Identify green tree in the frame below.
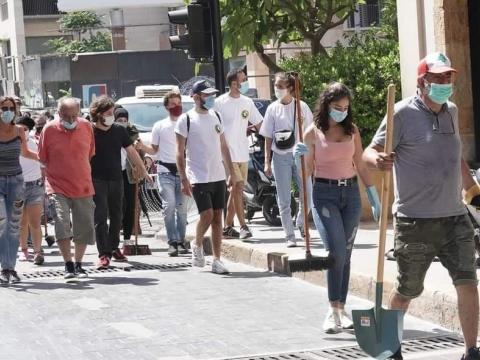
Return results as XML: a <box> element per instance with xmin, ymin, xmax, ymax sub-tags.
<box><xmin>221</xmin><ymin>0</ymin><xmax>363</xmax><ymax>71</ymax></box>
<box><xmin>46</xmin><ymin>11</ymin><xmax>112</xmax><ymax>55</ymax></box>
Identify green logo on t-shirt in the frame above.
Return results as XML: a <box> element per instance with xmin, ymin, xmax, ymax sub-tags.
<box><xmin>241</xmin><ymin>110</ymin><xmax>249</xmax><ymax>119</ymax></box>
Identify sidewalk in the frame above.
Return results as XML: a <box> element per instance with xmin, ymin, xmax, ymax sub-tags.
<box><xmin>165</xmin><ymin>215</ymin><xmax>468</xmax><ymax>333</ymax></box>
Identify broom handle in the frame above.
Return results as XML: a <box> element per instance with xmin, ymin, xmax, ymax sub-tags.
<box><xmin>293</xmin><ymin>76</ymin><xmax>312</xmax><ymax>254</ymax></box>
<box><xmin>134</xmin><ymin>182</ymin><xmax>140</xmax><ymax>255</ymax></box>
<box><xmin>376</xmin><ymin>84</ymin><xmax>396</xmax><ymax>284</ymax></box>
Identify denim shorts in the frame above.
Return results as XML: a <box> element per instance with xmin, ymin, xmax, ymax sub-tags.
<box><xmin>24</xmin><ymin>179</ymin><xmax>45</xmax><ymax>206</ymax></box>
<box><xmin>394</xmin><ymin>214</ymin><xmax>477</xmax><ymax>298</ymax></box>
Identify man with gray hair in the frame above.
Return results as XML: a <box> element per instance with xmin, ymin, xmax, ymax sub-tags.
<box><xmin>38</xmin><ymin>97</ymin><xmax>96</xmax><ymax>281</ymax></box>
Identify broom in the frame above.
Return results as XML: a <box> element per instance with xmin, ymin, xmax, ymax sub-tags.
<box><xmin>289</xmin><ymin>72</ymin><xmax>330</xmax><ymax>273</ymax></box>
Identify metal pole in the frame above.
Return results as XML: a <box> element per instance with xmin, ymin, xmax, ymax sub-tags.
<box><xmin>210</xmin><ymin>0</ymin><xmax>225</xmax><ymax>94</ymax></box>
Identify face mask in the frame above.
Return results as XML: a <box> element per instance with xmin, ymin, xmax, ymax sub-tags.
<box><xmin>103</xmin><ymin>115</ymin><xmax>115</xmax><ymax>126</ymax></box>
<box><xmin>239</xmin><ymin>81</ymin><xmax>249</xmax><ymax>95</ymax></box>
<box><xmin>1</xmin><ymin>110</ymin><xmax>14</xmax><ymax>124</ymax></box>
<box><xmin>275</xmin><ymin>88</ymin><xmax>287</xmax><ymax>100</ymax></box>
<box><xmin>329</xmin><ymin>108</ymin><xmax>348</xmax><ymax>123</ymax></box>
<box><xmin>62</xmin><ymin>120</ymin><xmax>77</xmax><ymax>130</ymax></box>
<box><xmin>202</xmin><ymin>96</ymin><xmax>215</xmax><ymax>110</ymax></box>
<box><xmin>168</xmin><ymin>105</ymin><xmax>183</xmax><ymax>117</ymax></box>
<box><xmin>424</xmin><ymin>80</ymin><xmax>453</xmax><ymax>105</ymax></box>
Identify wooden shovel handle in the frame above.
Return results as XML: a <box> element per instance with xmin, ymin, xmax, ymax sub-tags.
<box><xmin>376</xmin><ymin>84</ymin><xmax>396</xmax><ymax>283</ymax></box>
<box><xmin>293</xmin><ymin>76</ymin><xmax>312</xmax><ymax>253</ymax></box>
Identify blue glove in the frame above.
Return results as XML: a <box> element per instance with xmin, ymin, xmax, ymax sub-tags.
<box><xmin>366</xmin><ymin>185</ymin><xmax>381</xmax><ymax>222</ymax></box>
<box><xmin>293</xmin><ymin>142</ymin><xmax>308</xmax><ymax>159</ymax></box>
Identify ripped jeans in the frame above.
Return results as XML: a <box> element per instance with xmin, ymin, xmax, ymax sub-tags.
<box><xmin>0</xmin><ymin>174</ymin><xmax>25</xmax><ymax>270</ymax></box>
<box><xmin>313</xmin><ymin>181</ymin><xmax>361</xmax><ymax>303</ymax></box>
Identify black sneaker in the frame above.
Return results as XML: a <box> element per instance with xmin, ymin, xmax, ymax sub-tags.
<box><xmin>388</xmin><ymin>346</ymin><xmax>403</xmax><ymax>360</ymax></box>
<box><xmin>0</xmin><ymin>269</ymin><xmax>10</xmax><ymax>285</ymax></box>
<box><xmin>223</xmin><ymin>226</ymin><xmax>240</xmax><ymax>239</ymax></box>
<box><xmin>168</xmin><ymin>243</ymin><xmax>178</xmax><ymax>257</ymax></box>
<box><xmin>178</xmin><ymin>242</ymin><xmax>189</xmax><ymax>254</ymax></box>
<box><xmin>74</xmin><ymin>262</ymin><xmax>88</xmax><ymax>278</ymax></box>
<box><xmin>64</xmin><ymin>261</ymin><xmax>76</xmax><ymax>281</ymax></box>
<box><xmin>462</xmin><ymin>347</ymin><xmax>480</xmax><ymax>360</ymax></box>
<box><xmin>9</xmin><ymin>270</ymin><xmax>21</xmax><ymax>284</ymax></box>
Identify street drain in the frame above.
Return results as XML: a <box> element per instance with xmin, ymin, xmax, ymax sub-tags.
<box><xmin>20</xmin><ymin>262</ymin><xmax>192</xmax><ymax>280</ymax></box>
<box><xmin>232</xmin><ymin>335</ymin><xmax>464</xmax><ymax>360</ymax></box>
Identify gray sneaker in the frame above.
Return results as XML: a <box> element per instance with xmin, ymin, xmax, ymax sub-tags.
<box><xmin>239</xmin><ymin>225</ymin><xmax>252</xmax><ymax>240</ymax></box>
<box><xmin>192</xmin><ymin>243</ymin><xmax>205</xmax><ymax>267</ymax></box>
<box><xmin>223</xmin><ymin>226</ymin><xmax>240</xmax><ymax>239</ymax></box>
<box><xmin>0</xmin><ymin>269</ymin><xmax>9</xmax><ymax>285</ymax></box>
<box><xmin>9</xmin><ymin>270</ymin><xmax>21</xmax><ymax>284</ymax></box>
<box><xmin>286</xmin><ymin>239</ymin><xmax>297</xmax><ymax>248</ymax></box>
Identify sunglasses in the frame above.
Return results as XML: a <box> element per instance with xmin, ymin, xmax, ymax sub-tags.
<box><xmin>1</xmin><ymin>107</ymin><xmax>15</xmax><ymax>112</ymax></box>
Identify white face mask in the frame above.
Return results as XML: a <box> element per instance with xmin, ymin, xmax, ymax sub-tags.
<box><xmin>103</xmin><ymin>115</ymin><xmax>115</xmax><ymax>126</ymax></box>
<box><xmin>275</xmin><ymin>88</ymin><xmax>288</xmax><ymax>100</ymax></box>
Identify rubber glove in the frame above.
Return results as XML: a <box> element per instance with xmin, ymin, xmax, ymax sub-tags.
<box><xmin>293</xmin><ymin>142</ymin><xmax>308</xmax><ymax>159</ymax></box>
<box><xmin>366</xmin><ymin>185</ymin><xmax>381</xmax><ymax>222</ymax></box>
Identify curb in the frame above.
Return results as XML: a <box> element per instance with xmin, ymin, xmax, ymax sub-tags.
<box><xmin>157</xmin><ymin>231</ymin><xmax>462</xmax><ymax>333</ymax></box>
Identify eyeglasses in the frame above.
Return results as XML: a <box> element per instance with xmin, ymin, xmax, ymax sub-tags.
<box><xmin>432</xmin><ymin>110</ymin><xmax>455</xmax><ymax>135</ymax></box>
<box><xmin>1</xmin><ymin>107</ymin><xmax>15</xmax><ymax>112</ymax></box>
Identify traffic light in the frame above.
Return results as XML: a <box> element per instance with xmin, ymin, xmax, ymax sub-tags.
<box><xmin>168</xmin><ymin>0</ymin><xmax>213</xmax><ymax>60</ymax></box>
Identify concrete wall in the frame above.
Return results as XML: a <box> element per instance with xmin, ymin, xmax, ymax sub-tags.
<box><xmin>396</xmin><ymin>0</ymin><xmax>475</xmax><ymax>161</ymax></box>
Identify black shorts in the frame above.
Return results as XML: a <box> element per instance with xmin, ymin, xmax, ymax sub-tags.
<box><xmin>192</xmin><ymin>180</ymin><xmax>226</xmax><ymax>214</ymax></box>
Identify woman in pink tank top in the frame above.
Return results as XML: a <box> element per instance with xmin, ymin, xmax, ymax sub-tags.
<box><xmin>294</xmin><ymin>82</ymin><xmax>381</xmax><ymax>334</ymax></box>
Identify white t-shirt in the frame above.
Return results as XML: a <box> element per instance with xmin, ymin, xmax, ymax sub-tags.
<box><xmin>20</xmin><ymin>136</ymin><xmax>42</xmax><ymax>182</ymax></box>
<box><xmin>175</xmin><ymin>109</ymin><xmax>226</xmax><ymax>184</ymax></box>
<box><xmin>121</xmin><ymin>148</ymin><xmax>127</xmax><ymax>171</ymax></box>
<box><xmin>259</xmin><ymin>99</ymin><xmax>313</xmax><ymax>155</ymax></box>
<box><xmin>151</xmin><ymin>117</ymin><xmax>178</xmax><ymax>173</ymax></box>
<box><xmin>214</xmin><ymin>93</ymin><xmax>263</xmax><ymax>162</ymax></box>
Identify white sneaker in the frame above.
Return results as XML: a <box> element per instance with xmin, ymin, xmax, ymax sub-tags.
<box><xmin>323</xmin><ymin>308</ymin><xmax>342</xmax><ymax>334</ymax></box>
<box><xmin>286</xmin><ymin>239</ymin><xmax>297</xmax><ymax>248</ymax></box>
<box><xmin>192</xmin><ymin>243</ymin><xmax>205</xmax><ymax>267</ymax></box>
<box><xmin>211</xmin><ymin>259</ymin><xmax>229</xmax><ymax>274</ymax></box>
<box><xmin>239</xmin><ymin>225</ymin><xmax>253</xmax><ymax>240</ymax></box>
<box><xmin>340</xmin><ymin>310</ymin><xmax>354</xmax><ymax>329</ymax></box>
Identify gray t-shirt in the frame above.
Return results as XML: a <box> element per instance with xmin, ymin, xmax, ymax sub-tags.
<box><xmin>371</xmin><ymin>95</ymin><xmax>466</xmax><ymax>218</ymax></box>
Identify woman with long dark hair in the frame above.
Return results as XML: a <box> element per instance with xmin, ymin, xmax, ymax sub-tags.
<box><xmin>295</xmin><ymin>82</ymin><xmax>380</xmax><ymax>333</ymax></box>
<box><xmin>0</xmin><ymin>96</ymin><xmax>39</xmax><ymax>284</ymax></box>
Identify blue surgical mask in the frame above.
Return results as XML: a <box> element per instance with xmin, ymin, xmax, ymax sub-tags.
<box><xmin>239</xmin><ymin>81</ymin><xmax>249</xmax><ymax>95</ymax></box>
<box><xmin>1</xmin><ymin>110</ymin><xmax>14</xmax><ymax>124</ymax></box>
<box><xmin>62</xmin><ymin>119</ymin><xmax>77</xmax><ymax>130</ymax></box>
<box><xmin>425</xmin><ymin>80</ymin><xmax>453</xmax><ymax>105</ymax></box>
<box><xmin>202</xmin><ymin>96</ymin><xmax>215</xmax><ymax>110</ymax></box>
<box><xmin>329</xmin><ymin>108</ymin><xmax>348</xmax><ymax>123</ymax></box>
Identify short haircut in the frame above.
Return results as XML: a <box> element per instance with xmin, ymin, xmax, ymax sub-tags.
<box><xmin>57</xmin><ymin>96</ymin><xmax>80</xmax><ymax>113</ymax></box>
<box><xmin>163</xmin><ymin>91</ymin><xmax>182</xmax><ymax>107</ymax></box>
<box><xmin>226</xmin><ymin>67</ymin><xmax>246</xmax><ymax>87</ymax></box>
<box><xmin>89</xmin><ymin>96</ymin><xmax>115</xmax><ymax>122</ymax></box>
<box><xmin>15</xmin><ymin>115</ymin><xmax>35</xmax><ymax>130</ymax></box>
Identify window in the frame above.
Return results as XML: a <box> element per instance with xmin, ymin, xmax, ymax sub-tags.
<box><xmin>1</xmin><ymin>2</ymin><xmax>8</xmax><ymax>21</ymax></box>
<box><xmin>346</xmin><ymin>0</ymin><xmax>380</xmax><ymax>29</ymax></box>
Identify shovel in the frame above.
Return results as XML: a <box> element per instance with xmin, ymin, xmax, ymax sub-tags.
<box><xmin>352</xmin><ymin>84</ymin><xmax>403</xmax><ymax>359</ymax></box>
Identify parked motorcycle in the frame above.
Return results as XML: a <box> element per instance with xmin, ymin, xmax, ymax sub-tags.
<box><xmin>243</xmin><ymin>130</ymin><xmax>297</xmax><ymax>226</ymax></box>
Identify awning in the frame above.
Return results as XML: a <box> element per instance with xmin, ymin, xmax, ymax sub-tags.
<box><xmin>57</xmin><ymin>0</ymin><xmax>184</xmax><ymax>12</ymax></box>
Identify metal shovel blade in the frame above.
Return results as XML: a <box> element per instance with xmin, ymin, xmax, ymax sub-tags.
<box><xmin>352</xmin><ymin>306</ymin><xmax>403</xmax><ymax>360</ymax></box>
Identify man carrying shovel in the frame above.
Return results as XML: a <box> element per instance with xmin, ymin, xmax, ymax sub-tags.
<box><xmin>364</xmin><ymin>53</ymin><xmax>480</xmax><ymax>360</ymax></box>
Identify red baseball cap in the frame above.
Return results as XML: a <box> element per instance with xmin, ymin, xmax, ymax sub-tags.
<box><xmin>417</xmin><ymin>52</ymin><xmax>457</xmax><ymax>77</ymax></box>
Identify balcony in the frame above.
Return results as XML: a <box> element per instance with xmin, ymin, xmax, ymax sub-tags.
<box><xmin>23</xmin><ymin>0</ymin><xmax>60</xmax><ymax>16</ymax></box>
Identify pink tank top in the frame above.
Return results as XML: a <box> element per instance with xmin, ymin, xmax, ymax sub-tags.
<box><xmin>314</xmin><ymin>128</ymin><xmax>356</xmax><ymax>180</ymax></box>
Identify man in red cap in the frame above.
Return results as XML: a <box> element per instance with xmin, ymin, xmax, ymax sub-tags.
<box><xmin>364</xmin><ymin>52</ymin><xmax>480</xmax><ymax>360</ymax></box>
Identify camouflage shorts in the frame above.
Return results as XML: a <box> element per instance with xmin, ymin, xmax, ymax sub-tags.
<box><xmin>394</xmin><ymin>214</ymin><xmax>478</xmax><ymax>299</ymax></box>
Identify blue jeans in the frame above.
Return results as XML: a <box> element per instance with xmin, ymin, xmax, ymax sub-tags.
<box><xmin>313</xmin><ymin>181</ymin><xmax>362</xmax><ymax>303</ymax></box>
<box><xmin>157</xmin><ymin>172</ymin><xmax>187</xmax><ymax>245</ymax></box>
<box><xmin>0</xmin><ymin>174</ymin><xmax>25</xmax><ymax>270</ymax></box>
<box><xmin>272</xmin><ymin>152</ymin><xmax>327</xmax><ymax>243</ymax></box>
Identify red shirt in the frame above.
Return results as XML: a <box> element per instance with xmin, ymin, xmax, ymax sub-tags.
<box><xmin>38</xmin><ymin>118</ymin><xmax>95</xmax><ymax>198</ymax></box>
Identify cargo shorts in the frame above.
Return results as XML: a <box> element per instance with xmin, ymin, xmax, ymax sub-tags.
<box><xmin>394</xmin><ymin>214</ymin><xmax>478</xmax><ymax>299</ymax></box>
<box><xmin>50</xmin><ymin>193</ymin><xmax>96</xmax><ymax>245</ymax></box>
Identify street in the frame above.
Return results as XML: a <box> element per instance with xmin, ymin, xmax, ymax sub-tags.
<box><xmin>0</xmin><ymin>216</ymin><xmax>467</xmax><ymax>360</ymax></box>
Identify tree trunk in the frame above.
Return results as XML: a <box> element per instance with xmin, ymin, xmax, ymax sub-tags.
<box><xmin>253</xmin><ymin>41</ymin><xmax>283</xmax><ymax>73</ymax></box>
<box><xmin>310</xmin><ymin>37</ymin><xmax>328</xmax><ymax>56</ymax></box>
